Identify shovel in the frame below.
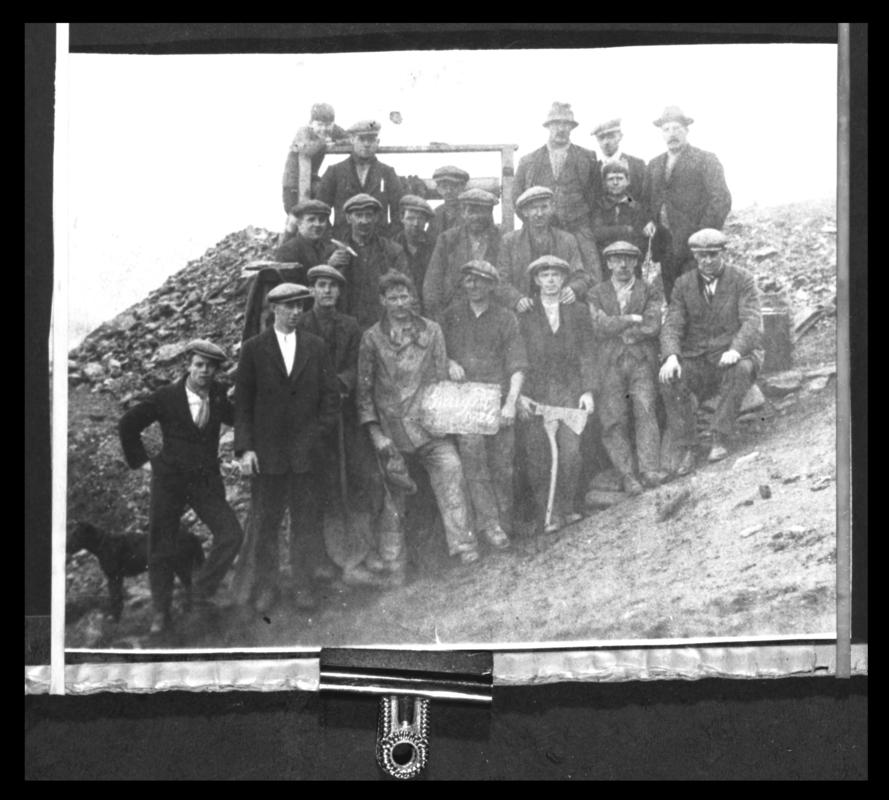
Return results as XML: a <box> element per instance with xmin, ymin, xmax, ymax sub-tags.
<box><xmin>323</xmin><ymin>414</ymin><xmax>374</xmax><ymax>570</ymax></box>
<box><xmin>542</xmin><ymin>417</ymin><xmax>561</xmax><ymax>531</ymax></box>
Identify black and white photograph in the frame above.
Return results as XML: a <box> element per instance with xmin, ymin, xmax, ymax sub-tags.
<box><xmin>60</xmin><ymin>38</ymin><xmax>842</xmax><ymax>659</ymax></box>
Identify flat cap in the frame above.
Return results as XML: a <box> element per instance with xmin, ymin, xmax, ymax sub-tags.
<box><xmin>602</xmin><ymin>161</ymin><xmax>630</xmax><ymax>178</ymax></box>
<box><xmin>515</xmin><ymin>185</ymin><xmax>554</xmax><ymax>211</ymax></box>
<box><xmin>458</xmin><ymin>188</ymin><xmax>498</xmax><ymax>207</ymax></box>
<box><xmin>346</xmin><ymin>119</ymin><xmax>381</xmax><ymax>135</ymax></box>
<box><xmin>527</xmin><ymin>254</ymin><xmax>571</xmax><ymax>277</ymax></box>
<box><xmin>307</xmin><ymin>264</ymin><xmax>346</xmax><ymax>284</ymax></box>
<box><xmin>544</xmin><ymin>101</ymin><xmax>578</xmax><ymax>128</ymax></box>
<box><xmin>592</xmin><ymin>118</ymin><xmax>622</xmax><ymax>137</ymax></box>
<box><xmin>433</xmin><ymin>165</ymin><xmax>470</xmax><ymax>183</ymax></box>
<box><xmin>186</xmin><ymin>339</ymin><xmax>227</xmax><ymax>364</ymax></box>
<box><xmin>267</xmin><ymin>282</ymin><xmax>313</xmax><ymax>303</ymax></box>
<box><xmin>603</xmin><ymin>241</ymin><xmax>642</xmax><ymax>259</ymax></box>
<box><xmin>653</xmin><ymin>105</ymin><xmax>694</xmax><ymax>127</ymax></box>
<box><xmin>290</xmin><ymin>198</ymin><xmax>332</xmax><ymax>217</ymax></box>
<box><xmin>460</xmin><ymin>260</ymin><xmax>499</xmax><ymax>282</ymax></box>
<box><xmin>399</xmin><ymin>194</ymin><xmax>434</xmax><ymax>217</ymax></box>
<box><xmin>688</xmin><ymin>228</ymin><xmax>728</xmax><ymax>251</ymax></box>
<box><xmin>343</xmin><ymin>193</ymin><xmax>383</xmax><ymax>214</ymax></box>
<box><xmin>310</xmin><ymin>102</ymin><xmax>335</xmax><ymax>123</ymax></box>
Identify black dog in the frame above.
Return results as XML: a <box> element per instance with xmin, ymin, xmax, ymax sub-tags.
<box><xmin>67</xmin><ymin>521</ymin><xmax>205</xmax><ymax>621</ymax></box>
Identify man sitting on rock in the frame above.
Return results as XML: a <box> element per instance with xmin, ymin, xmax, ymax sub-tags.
<box><xmin>357</xmin><ymin>271</ymin><xmax>480</xmax><ymax>583</ymax></box>
<box><xmin>659</xmin><ymin>229</ymin><xmax>763</xmax><ymax>474</ymax></box>
<box><xmin>119</xmin><ymin>340</ymin><xmax>244</xmax><ymax>634</ymax></box>
<box><xmin>589</xmin><ymin>242</ymin><xmax>666</xmax><ymax>495</ymax></box>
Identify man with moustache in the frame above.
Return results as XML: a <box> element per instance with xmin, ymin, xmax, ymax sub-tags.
<box><xmin>591</xmin><ymin>118</ymin><xmax>646</xmax><ymax>201</ymax></box>
<box><xmin>427</xmin><ymin>165</ymin><xmax>470</xmax><ymax>242</ymax></box>
<box><xmin>642</xmin><ymin>106</ymin><xmax>732</xmax><ymax>301</ymax></box>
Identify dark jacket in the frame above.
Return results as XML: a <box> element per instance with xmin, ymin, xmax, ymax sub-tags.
<box><xmin>391</xmin><ymin>229</ymin><xmax>435</xmax><ymax>308</ymax></box>
<box><xmin>642</xmin><ymin>145</ymin><xmax>731</xmax><ymax>265</ymax></box>
<box><xmin>518</xmin><ymin>299</ymin><xmax>597</xmax><ymax>408</ymax></box>
<box><xmin>496</xmin><ymin>225</ymin><xmax>586</xmax><ymax>310</ymax></box>
<box><xmin>591</xmin><ymin>194</ymin><xmax>649</xmax><ymax>262</ymax></box>
<box><xmin>596</xmin><ymin>153</ymin><xmax>646</xmax><ymax>203</ymax></box>
<box><xmin>273</xmin><ymin>233</ymin><xmax>337</xmax><ymax>268</ymax></box>
<box><xmin>427</xmin><ymin>202</ymin><xmax>461</xmax><ymax>243</ymax></box>
<box><xmin>295</xmin><ymin>307</ymin><xmax>361</xmax><ymax>398</ymax></box>
<box><xmin>234</xmin><ymin>327</ymin><xmax>341</xmax><ymax>474</ymax></box>
<box><xmin>119</xmin><ymin>377</ymin><xmax>233</xmax><ymax>478</ymax></box>
<box><xmin>588</xmin><ymin>279</ymin><xmax>661</xmax><ymax>391</ymax></box>
<box><xmin>660</xmin><ymin>265</ymin><xmax>763</xmax><ymax>369</ymax></box>
<box><xmin>423</xmin><ymin>224</ymin><xmax>502</xmax><ymax>319</ymax></box>
<box><xmin>512</xmin><ymin>143</ymin><xmax>599</xmax><ymax>228</ymax></box>
<box><xmin>338</xmin><ymin>231</ymin><xmax>408</xmax><ymax>330</ymax></box>
<box><xmin>316</xmin><ymin>155</ymin><xmax>404</xmax><ymax>236</ymax></box>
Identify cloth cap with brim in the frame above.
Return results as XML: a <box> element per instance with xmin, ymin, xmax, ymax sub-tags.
<box><xmin>458</xmin><ymin>188</ymin><xmax>498</xmax><ymax>207</ymax></box>
<box><xmin>310</xmin><ymin>103</ymin><xmax>335</xmax><ymax>123</ymax></box>
<box><xmin>602</xmin><ymin>161</ymin><xmax>630</xmax><ymax>178</ymax></box>
<box><xmin>592</xmin><ymin>118</ymin><xmax>622</xmax><ymax>137</ymax></box>
<box><xmin>267</xmin><ymin>282</ymin><xmax>313</xmax><ymax>304</ymax></box>
<box><xmin>603</xmin><ymin>241</ymin><xmax>642</xmax><ymax>259</ymax></box>
<box><xmin>399</xmin><ymin>194</ymin><xmax>434</xmax><ymax>217</ymax></box>
<box><xmin>290</xmin><ymin>199</ymin><xmax>332</xmax><ymax>218</ymax></box>
<box><xmin>307</xmin><ymin>264</ymin><xmax>346</xmax><ymax>285</ymax></box>
<box><xmin>347</xmin><ymin>119</ymin><xmax>381</xmax><ymax>136</ymax></box>
<box><xmin>515</xmin><ymin>185</ymin><xmax>555</xmax><ymax>212</ymax></box>
<box><xmin>653</xmin><ymin>106</ymin><xmax>694</xmax><ymax>127</ymax></box>
<box><xmin>432</xmin><ymin>165</ymin><xmax>470</xmax><ymax>183</ymax></box>
<box><xmin>687</xmin><ymin>228</ymin><xmax>728</xmax><ymax>251</ymax></box>
<box><xmin>527</xmin><ymin>255</ymin><xmax>571</xmax><ymax>277</ymax></box>
<box><xmin>343</xmin><ymin>193</ymin><xmax>383</xmax><ymax>214</ymax></box>
<box><xmin>544</xmin><ymin>101</ymin><xmax>579</xmax><ymax>128</ymax></box>
<box><xmin>186</xmin><ymin>339</ymin><xmax>227</xmax><ymax>364</ymax></box>
<box><xmin>460</xmin><ymin>260</ymin><xmax>499</xmax><ymax>283</ymax></box>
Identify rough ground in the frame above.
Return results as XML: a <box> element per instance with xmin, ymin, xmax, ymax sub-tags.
<box><xmin>65</xmin><ymin>199</ymin><xmax>838</xmax><ymax>649</ymax></box>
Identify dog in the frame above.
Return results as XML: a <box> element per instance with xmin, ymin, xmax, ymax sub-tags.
<box><xmin>67</xmin><ymin>521</ymin><xmax>205</xmax><ymax>621</ymax></box>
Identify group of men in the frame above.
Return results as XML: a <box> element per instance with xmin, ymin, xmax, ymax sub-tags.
<box><xmin>119</xmin><ymin>101</ymin><xmax>761</xmax><ymax>635</ymax></box>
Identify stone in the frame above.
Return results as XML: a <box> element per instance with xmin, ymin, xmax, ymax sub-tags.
<box><xmin>82</xmin><ymin>362</ymin><xmax>105</xmax><ymax>381</ymax></box>
<box><xmin>761</xmin><ymin>370</ymin><xmax>803</xmax><ymax>397</ymax></box>
<box><xmin>740</xmin><ymin>524</ymin><xmax>764</xmax><ymax>539</ymax></box>
<box><xmin>752</xmin><ymin>246</ymin><xmax>779</xmax><ymax>260</ymax></box>
<box><xmin>655</xmin><ymin>487</ymin><xmax>692</xmax><ymax>522</ymax></box>
<box><xmin>759</xmin><ymin>484</ymin><xmax>772</xmax><ymax>499</ymax></box>
<box><xmin>107</xmin><ymin>358</ymin><xmax>123</xmax><ymax>377</ymax></box>
<box><xmin>154</xmin><ymin>342</ymin><xmax>187</xmax><ymax>365</ymax></box>
<box><xmin>806</xmin><ymin>375</ymin><xmax>831</xmax><ymax>392</ymax></box>
<box><xmin>113</xmin><ymin>313</ymin><xmax>139</xmax><ymax>332</ymax></box>
<box><xmin>732</xmin><ymin>451</ymin><xmax>761</xmax><ymax>469</ymax></box>
<box><xmin>740</xmin><ymin>383</ymin><xmax>766</xmax><ymax>413</ymax></box>
<box><xmin>805</xmin><ymin>363</ymin><xmax>836</xmax><ymax>379</ymax></box>
<box><xmin>584</xmin><ymin>489</ymin><xmax>626</xmax><ymax>509</ymax></box>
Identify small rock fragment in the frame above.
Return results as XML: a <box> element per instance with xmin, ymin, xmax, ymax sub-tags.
<box><xmin>759</xmin><ymin>484</ymin><xmax>772</xmax><ymax>499</ymax></box>
<box><xmin>761</xmin><ymin>370</ymin><xmax>803</xmax><ymax>397</ymax></box>
<box><xmin>733</xmin><ymin>451</ymin><xmax>761</xmax><ymax>469</ymax></box>
<box><xmin>656</xmin><ymin>487</ymin><xmax>692</xmax><ymax>522</ymax></box>
<box><xmin>740</xmin><ymin>524</ymin><xmax>765</xmax><ymax>538</ymax></box>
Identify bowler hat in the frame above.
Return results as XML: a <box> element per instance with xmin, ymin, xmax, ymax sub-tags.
<box><xmin>186</xmin><ymin>339</ymin><xmax>227</xmax><ymax>364</ymax></box>
<box><xmin>432</xmin><ymin>165</ymin><xmax>470</xmax><ymax>183</ymax></box>
<box><xmin>544</xmin><ymin>102</ymin><xmax>578</xmax><ymax>128</ymax></box>
<box><xmin>343</xmin><ymin>193</ymin><xmax>383</xmax><ymax>214</ymax></box>
<box><xmin>399</xmin><ymin>194</ymin><xmax>434</xmax><ymax>217</ymax></box>
<box><xmin>307</xmin><ymin>264</ymin><xmax>346</xmax><ymax>285</ymax></box>
<box><xmin>527</xmin><ymin>254</ymin><xmax>571</xmax><ymax>277</ymax></box>
<box><xmin>290</xmin><ymin>199</ymin><xmax>332</xmax><ymax>218</ymax></box>
<box><xmin>603</xmin><ymin>241</ymin><xmax>642</xmax><ymax>259</ymax></box>
<box><xmin>688</xmin><ymin>229</ymin><xmax>728</xmax><ymax>251</ymax></box>
<box><xmin>267</xmin><ymin>282</ymin><xmax>313</xmax><ymax>304</ymax></box>
<box><xmin>592</xmin><ymin>118</ymin><xmax>622</xmax><ymax>137</ymax></box>
<box><xmin>310</xmin><ymin>103</ymin><xmax>336</xmax><ymax>123</ymax></box>
<box><xmin>515</xmin><ymin>185</ymin><xmax>555</xmax><ymax>212</ymax></box>
<box><xmin>458</xmin><ymin>188</ymin><xmax>498</xmax><ymax>207</ymax></box>
<box><xmin>653</xmin><ymin>106</ymin><xmax>694</xmax><ymax>127</ymax></box>
<box><xmin>347</xmin><ymin>119</ymin><xmax>381</xmax><ymax>136</ymax></box>
<box><xmin>460</xmin><ymin>260</ymin><xmax>499</xmax><ymax>283</ymax></box>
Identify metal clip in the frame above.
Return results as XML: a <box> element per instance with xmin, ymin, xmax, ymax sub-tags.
<box><xmin>376</xmin><ymin>695</ymin><xmax>430</xmax><ymax>780</ymax></box>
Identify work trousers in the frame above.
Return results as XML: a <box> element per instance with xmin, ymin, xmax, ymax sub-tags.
<box><xmin>250</xmin><ymin>472</ymin><xmax>319</xmax><ymax>591</ymax></box>
<box><xmin>457</xmin><ymin>426</ymin><xmax>516</xmax><ymax>535</ymax></box>
<box><xmin>598</xmin><ymin>354</ymin><xmax>661</xmax><ymax>476</ymax></box>
<box><xmin>652</xmin><ymin>227</ymin><xmax>695</xmax><ymax>302</ymax></box>
<box><xmin>660</xmin><ymin>356</ymin><xmax>756</xmax><ymax>449</ymax></box>
<box><xmin>148</xmin><ymin>469</ymin><xmax>243</xmax><ymax>612</ymax></box>
<box><xmin>377</xmin><ymin>438</ymin><xmax>476</xmax><ymax>565</ymax></box>
<box><xmin>522</xmin><ymin>418</ymin><xmax>583</xmax><ymax>521</ymax></box>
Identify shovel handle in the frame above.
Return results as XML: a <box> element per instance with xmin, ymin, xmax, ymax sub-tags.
<box><xmin>543</xmin><ymin>419</ymin><xmax>560</xmax><ymax>530</ymax></box>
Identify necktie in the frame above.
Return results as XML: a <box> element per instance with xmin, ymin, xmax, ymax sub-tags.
<box><xmin>195</xmin><ymin>396</ymin><xmax>209</xmax><ymax>429</ymax></box>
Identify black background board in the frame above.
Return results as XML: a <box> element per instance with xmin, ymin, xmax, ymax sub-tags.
<box><xmin>25</xmin><ymin>22</ymin><xmax>867</xmax><ymax>779</ymax></box>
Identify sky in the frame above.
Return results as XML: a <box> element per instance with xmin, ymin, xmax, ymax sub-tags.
<box><xmin>63</xmin><ymin>43</ymin><xmax>838</xmax><ymax>347</ymax></box>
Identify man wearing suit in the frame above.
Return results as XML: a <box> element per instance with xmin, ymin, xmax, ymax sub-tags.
<box><xmin>119</xmin><ymin>340</ymin><xmax>244</xmax><ymax>634</ymax></box>
<box><xmin>235</xmin><ymin>283</ymin><xmax>341</xmax><ymax>614</ymax></box>
<box><xmin>316</xmin><ymin>119</ymin><xmax>403</xmax><ymax>237</ymax></box>
<box><xmin>659</xmin><ymin>229</ymin><xmax>763</xmax><ymax>475</ymax></box>
<box><xmin>642</xmin><ymin>106</ymin><xmax>732</xmax><ymax>301</ymax></box>
<box><xmin>589</xmin><ymin>242</ymin><xmax>666</xmax><ymax>495</ymax></box>
<box><xmin>423</xmin><ymin>188</ymin><xmax>501</xmax><ymax>319</ymax></box>
<box><xmin>592</xmin><ymin>118</ymin><xmax>646</xmax><ymax>201</ymax></box>
<box><xmin>512</xmin><ymin>102</ymin><xmax>601</xmax><ymax>276</ymax></box>
<box><xmin>497</xmin><ymin>185</ymin><xmax>591</xmax><ymax>312</ymax></box>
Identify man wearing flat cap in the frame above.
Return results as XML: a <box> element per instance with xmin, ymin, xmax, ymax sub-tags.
<box><xmin>423</xmin><ymin>188</ymin><xmax>502</xmax><ymax>320</ymax></box>
<box><xmin>317</xmin><ymin>119</ymin><xmax>404</xmax><ymax>237</ymax></box>
<box><xmin>119</xmin><ymin>339</ymin><xmax>244</xmax><ymax>634</ymax></box>
<box><xmin>441</xmin><ymin>261</ymin><xmax>528</xmax><ymax>548</ymax></box>
<box><xmin>497</xmin><ymin>185</ymin><xmax>592</xmax><ymax>313</ymax></box>
<box><xmin>512</xmin><ymin>102</ymin><xmax>601</xmax><ymax>277</ymax></box>
<box><xmin>642</xmin><ymin>106</ymin><xmax>732</xmax><ymax>302</ymax></box>
<box><xmin>235</xmin><ymin>283</ymin><xmax>341</xmax><ymax>614</ymax></box>
<box><xmin>427</xmin><ymin>165</ymin><xmax>470</xmax><ymax>242</ymax></box>
<box><xmin>659</xmin><ymin>229</ymin><xmax>763</xmax><ymax>475</ymax></box>
<box><xmin>591</xmin><ymin>162</ymin><xmax>649</xmax><ymax>271</ymax></box>
<box><xmin>592</xmin><ymin>118</ymin><xmax>646</xmax><ymax>201</ymax></box>
<box><xmin>281</xmin><ymin>103</ymin><xmax>350</xmax><ymax>214</ymax></box>
<box><xmin>391</xmin><ymin>195</ymin><xmax>436</xmax><ymax>312</ymax></box>
<box><xmin>589</xmin><ymin>242</ymin><xmax>666</xmax><ymax>495</ymax></box>
<box><xmin>335</xmin><ymin>193</ymin><xmax>409</xmax><ymax>330</ymax></box>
